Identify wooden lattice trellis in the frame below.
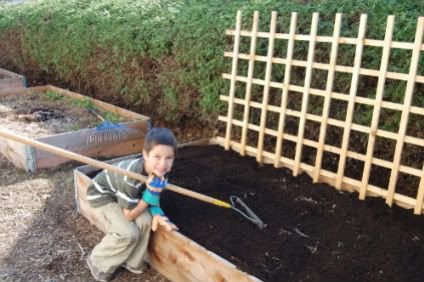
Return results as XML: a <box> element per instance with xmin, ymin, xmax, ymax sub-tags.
<box><xmin>214</xmin><ymin>11</ymin><xmax>424</xmax><ymax>214</ymax></box>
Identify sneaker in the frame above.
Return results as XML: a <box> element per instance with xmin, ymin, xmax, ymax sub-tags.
<box><xmin>87</xmin><ymin>255</ymin><xmax>114</xmax><ymax>282</ymax></box>
<box><xmin>121</xmin><ymin>262</ymin><xmax>147</xmax><ymax>274</ymax></box>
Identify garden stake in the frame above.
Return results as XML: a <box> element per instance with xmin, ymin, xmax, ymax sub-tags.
<box><xmin>0</xmin><ymin>128</ymin><xmax>265</xmax><ymax>229</ymax></box>
<box><xmin>87</xmin><ymin>108</ymin><xmax>143</xmax><ymax>144</ymax></box>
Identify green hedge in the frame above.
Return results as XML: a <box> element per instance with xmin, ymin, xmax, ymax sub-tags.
<box><xmin>0</xmin><ymin>0</ymin><xmax>422</xmax><ymax>127</ymax></box>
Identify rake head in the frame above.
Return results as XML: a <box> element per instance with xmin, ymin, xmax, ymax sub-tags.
<box><xmin>230</xmin><ymin>195</ymin><xmax>265</xmax><ymax>229</ymax></box>
<box><xmin>87</xmin><ymin>121</ymin><xmax>143</xmax><ymax>144</ymax></box>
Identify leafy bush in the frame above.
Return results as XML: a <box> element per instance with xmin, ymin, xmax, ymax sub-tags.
<box><xmin>0</xmin><ymin>0</ymin><xmax>422</xmax><ymax>128</ymax></box>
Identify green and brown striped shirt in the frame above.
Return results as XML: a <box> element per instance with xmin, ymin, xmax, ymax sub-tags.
<box><xmin>86</xmin><ymin>157</ymin><xmax>147</xmax><ymax>209</ymax></box>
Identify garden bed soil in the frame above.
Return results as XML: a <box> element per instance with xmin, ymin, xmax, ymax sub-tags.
<box><xmin>161</xmin><ymin>145</ymin><xmax>424</xmax><ymax>282</ymax></box>
<box><xmin>0</xmin><ymin>90</ymin><xmax>129</xmax><ymax>139</ymax></box>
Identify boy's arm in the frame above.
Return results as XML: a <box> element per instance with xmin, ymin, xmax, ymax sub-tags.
<box><xmin>123</xmin><ymin>199</ymin><xmax>149</xmax><ymax>221</ymax></box>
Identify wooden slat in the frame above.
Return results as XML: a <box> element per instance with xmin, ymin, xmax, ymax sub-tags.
<box><xmin>359</xmin><ymin>16</ymin><xmax>395</xmax><ymax>200</ymax></box>
<box><xmin>220</xmin><ymin>95</ymin><xmax>424</xmax><ymax>148</ymax></box>
<box><xmin>224</xmin><ymin>11</ymin><xmax>242</xmax><ymax>150</ymax></box>
<box><xmin>386</xmin><ymin>17</ymin><xmax>424</xmax><ymax>206</ymax></box>
<box><xmin>226</xmin><ymin>29</ymin><xmax>424</xmax><ymax>51</ymax></box>
<box><xmin>0</xmin><ymin>137</ymin><xmax>28</xmax><ymax>170</ymax></box>
<box><xmin>335</xmin><ymin>14</ymin><xmax>367</xmax><ymax>189</ymax></box>
<box><xmin>0</xmin><ymin>67</ymin><xmax>24</xmax><ymax>78</ymax></box>
<box><xmin>256</xmin><ymin>11</ymin><xmax>277</xmax><ymax>163</ymax></box>
<box><xmin>0</xmin><ymin>79</ymin><xmax>25</xmax><ymax>91</ymax></box>
<box><xmin>35</xmin><ymin>134</ymin><xmax>145</xmax><ymax>169</ymax></box>
<box><xmin>313</xmin><ymin>13</ymin><xmax>342</xmax><ymax>182</ymax></box>
<box><xmin>0</xmin><ymin>68</ymin><xmax>26</xmax><ymax>90</ymax></box>
<box><xmin>274</xmin><ymin>12</ymin><xmax>297</xmax><ymax>168</ymax></box>
<box><xmin>223</xmin><ymin>51</ymin><xmax>424</xmax><ymax>84</ymax></box>
<box><xmin>293</xmin><ymin>13</ymin><xmax>319</xmax><ymax>176</ymax></box>
<box><xmin>414</xmin><ymin>165</ymin><xmax>424</xmax><ymax>214</ymax></box>
<box><xmin>222</xmin><ymin>72</ymin><xmax>424</xmax><ymax>116</ymax></box>
<box><xmin>149</xmin><ymin>226</ymin><xmax>262</xmax><ymax>282</ymax></box>
<box><xmin>240</xmin><ymin>11</ymin><xmax>259</xmax><ymax>156</ymax></box>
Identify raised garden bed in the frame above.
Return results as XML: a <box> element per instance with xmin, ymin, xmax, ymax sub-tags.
<box><xmin>0</xmin><ymin>67</ymin><xmax>26</xmax><ymax>90</ymax></box>
<box><xmin>162</xmin><ymin>145</ymin><xmax>424</xmax><ymax>282</ymax></box>
<box><xmin>74</xmin><ymin>151</ymin><xmax>261</xmax><ymax>282</ymax></box>
<box><xmin>0</xmin><ymin>85</ymin><xmax>150</xmax><ymax>172</ymax></box>
<box><xmin>75</xmin><ymin>144</ymin><xmax>424</xmax><ymax>282</ymax></box>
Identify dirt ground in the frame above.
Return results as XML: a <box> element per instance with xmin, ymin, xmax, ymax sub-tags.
<box><xmin>0</xmin><ymin>153</ymin><xmax>171</xmax><ymax>281</ymax></box>
<box><xmin>162</xmin><ymin>145</ymin><xmax>424</xmax><ymax>282</ymax></box>
<box><xmin>0</xmin><ymin>89</ymin><xmax>133</xmax><ymax>138</ymax></box>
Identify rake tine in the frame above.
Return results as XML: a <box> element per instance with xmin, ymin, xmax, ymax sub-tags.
<box><xmin>230</xmin><ymin>196</ymin><xmax>265</xmax><ymax>229</ymax></box>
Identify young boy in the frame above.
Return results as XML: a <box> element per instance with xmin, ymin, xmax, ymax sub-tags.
<box><xmin>86</xmin><ymin>127</ymin><xmax>178</xmax><ymax>281</ymax></box>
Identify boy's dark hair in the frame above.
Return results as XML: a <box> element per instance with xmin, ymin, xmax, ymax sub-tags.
<box><xmin>143</xmin><ymin>127</ymin><xmax>177</xmax><ymax>154</ymax></box>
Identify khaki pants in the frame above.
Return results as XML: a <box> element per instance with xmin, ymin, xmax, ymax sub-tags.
<box><xmin>89</xmin><ymin>202</ymin><xmax>152</xmax><ymax>273</ymax></box>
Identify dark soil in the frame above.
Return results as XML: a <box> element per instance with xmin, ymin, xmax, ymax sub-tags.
<box><xmin>161</xmin><ymin>145</ymin><xmax>424</xmax><ymax>282</ymax></box>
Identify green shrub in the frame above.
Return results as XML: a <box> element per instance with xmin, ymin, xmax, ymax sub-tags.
<box><xmin>0</xmin><ymin>0</ymin><xmax>422</xmax><ymax>129</ymax></box>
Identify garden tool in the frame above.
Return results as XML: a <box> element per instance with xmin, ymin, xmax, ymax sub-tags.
<box><xmin>0</xmin><ymin>128</ymin><xmax>265</xmax><ymax>229</ymax></box>
<box><xmin>86</xmin><ymin>108</ymin><xmax>143</xmax><ymax>144</ymax></box>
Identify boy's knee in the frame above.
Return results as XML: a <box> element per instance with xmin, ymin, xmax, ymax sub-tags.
<box><xmin>118</xmin><ymin>227</ymin><xmax>140</xmax><ymax>243</ymax></box>
<box><xmin>136</xmin><ymin>212</ymin><xmax>152</xmax><ymax>231</ymax></box>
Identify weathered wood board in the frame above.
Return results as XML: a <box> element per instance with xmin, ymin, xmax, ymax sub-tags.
<box><xmin>0</xmin><ymin>85</ymin><xmax>150</xmax><ymax>172</ymax></box>
<box><xmin>0</xmin><ymin>68</ymin><xmax>26</xmax><ymax>90</ymax></box>
<box><xmin>74</xmin><ymin>152</ymin><xmax>262</xmax><ymax>282</ymax></box>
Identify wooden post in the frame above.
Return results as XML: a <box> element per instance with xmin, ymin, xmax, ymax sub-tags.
<box><xmin>386</xmin><ymin>17</ymin><xmax>424</xmax><ymax>206</ymax></box>
<box><xmin>256</xmin><ymin>11</ymin><xmax>277</xmax><ymax>163</ymax></box>
<box><xmin>313</xmin><ymin>13</ymin><xmax>342</xmax><ymax>182</ymax></box>
<box><xmin>224</xmin><ymin>11</ymin><xmax>242</xmax><ymax>150</ymax></box>
<box><xmin>335</xmin><ymin>14</ymin><xmax>367</xmax><ymax>189</ymax></box>
<box><xmin>293</xmin><ymin>13</ymin><xmax>319</xmax><ymax>176</ymax></box>
<box><xmin>414</xmin><ymin>165</ymin><xmax>424</xmax><ymax>214</ymax></box>
<box><xmin>359</xmin><ymin>16</ymin><xmax>395</xmax><ymax>200</ymax></box>
<box><xmin>274</xmin><ymin>12</ymin><xmax>297</xmax><ymax>168</ymax></box>
<box><xmin>240</xmin><ymin>11</ymin><xmax>259</xmax><ymax>156</ymax></box>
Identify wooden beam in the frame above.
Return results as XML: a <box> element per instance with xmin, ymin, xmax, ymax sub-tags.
<box><xmin>360</xmin><ymin>16</ymin><xmax>395</xmax><ymax>200</ymax></box>
<box><xmin>313</xmin><ymin>13</ymin><xmax>342</xmax><ymax>182</ymax></box>
<box><xmin>274</xmin><ymin>12</ymin><xmax>297</xmax><ymax>168</ymax></box>
<box><xmin>240</xmin><ymin>11</ymin><xmax>259</xmax><ymax>156</ymax></box>
<box><xmin>335</xmin><ymin>14</ymin><xmax>367</xmax><ymax>189</ymax></box>
<box><xmin>386</xmin><ymin>17</ymin><xmax>424</xmax><ymax>206</ymax></box>
<box><xmin>224</xmin><ymin>11</ymin><xmax>242</xmax><ymax>150</ymax></box>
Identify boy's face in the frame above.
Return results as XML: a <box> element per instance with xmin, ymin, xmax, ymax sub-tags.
<box><xmin>143</xmin><ymin>144</ymin><xmax>175</xmax><ymax>178</ymax></box>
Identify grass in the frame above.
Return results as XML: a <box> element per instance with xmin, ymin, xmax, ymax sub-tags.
<box><xmin>41</xmin><ymin>90</ymin><xmax>63</xmax><ymax>101</ymax></box>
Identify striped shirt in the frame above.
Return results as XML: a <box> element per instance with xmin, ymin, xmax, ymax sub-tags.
<box><xmin>86</xmin><ymin>157</ymin><xmax>147</xmax><ymax>209</ymax></box>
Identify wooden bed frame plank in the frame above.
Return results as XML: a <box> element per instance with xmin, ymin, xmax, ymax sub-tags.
<box><xmin>0</xmin><ymin>137</ymin><xmax>27</xmax><ymax>170</ymax></box>
<box><xmin>0</xmin><ymin>68</ymin><xmax>26</xmax><ymax>91</ymax></box>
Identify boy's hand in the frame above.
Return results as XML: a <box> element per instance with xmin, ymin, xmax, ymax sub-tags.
<box><xmin>146</xmin><ymin>174</ymin><xmax>167</xmax><ymax>194</ymax></box>
<box><xmin>152</xmin><ymin>215</ymin><xmax>178</xmax><ymax>232</ymax></box>
<box><xmin>142</xmin><ymin>175</ymin><xmax>167</xmax><ymax>206</ymax></box>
